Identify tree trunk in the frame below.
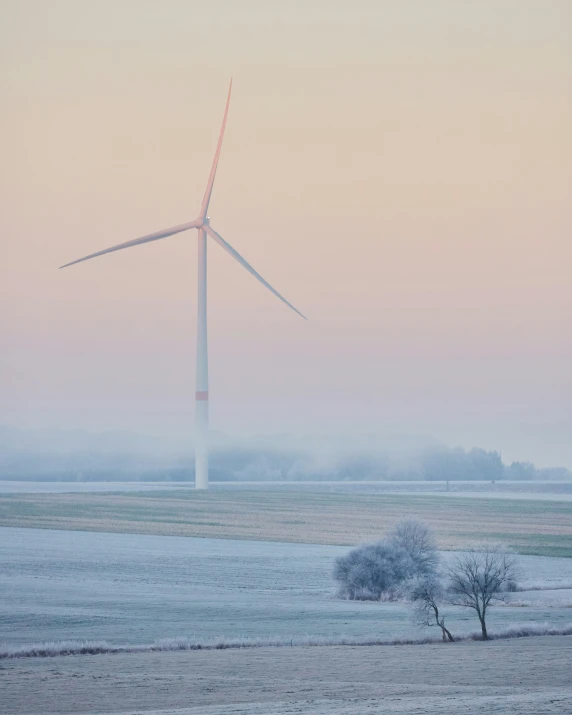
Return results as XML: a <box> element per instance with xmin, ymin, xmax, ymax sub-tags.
<box><xmin>480</xmin><ymin>618</ymin><xmax>488</xmax><ymax>640</ymax></box>
<box><xmin>443</xmin><ymin>625</ymin><xmax>455</xmax><ymax>642</ymax></box>
<box><xmin>439</xmin><ymin>618</ymin><xmax>455</xmax><ymax>642</ymax></box>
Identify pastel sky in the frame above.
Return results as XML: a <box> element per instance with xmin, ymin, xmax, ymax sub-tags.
<box><xmin>1</xmin><ymin>1</ymin><xmax>570</xmax><ymax>466</ymax></box>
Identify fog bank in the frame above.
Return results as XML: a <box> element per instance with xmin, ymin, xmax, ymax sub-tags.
<box><xmin>1</xmin><ymin>425</ymin><xmax>569</xmax><ymax>482</ymax></box>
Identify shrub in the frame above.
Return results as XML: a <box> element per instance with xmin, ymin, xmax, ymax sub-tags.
<box><xmin>334</xmin><ymin>520</ymin><xmax>438</xmax><ymax>600</ymax></box>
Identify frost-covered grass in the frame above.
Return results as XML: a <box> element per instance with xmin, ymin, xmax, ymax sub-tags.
<box><xmin>505</xmin><ymin>599</ymin><xmax>572</xmax><ymax>608</ymax></box>
<box><xmin>515</xmin><ymin>579</ymin><xmax>572</xmax><ymax>592</ymax></box>
<box><xmin>2</xmin><ymin>528</ymin><xmax>572</xmax><ymax>653</ymax></box>
<box><xmin>3</xmin><ymin>622</ymin><xmax>572</xmax><ymax>660</ymax></box>
<box><xmin>0</xmin><ymin>634</ymin><xmax>439</xmax><ymax>659</ymax></box>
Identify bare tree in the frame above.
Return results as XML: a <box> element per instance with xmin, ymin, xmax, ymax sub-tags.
<box><xmin>389</xmin><ymin>520</ymin><xmax>439</xmax><ymax>576</ymax></box>
<box><xmin>410</xmin><ymin>575</ymin><xmax>455</xmax><ymax>642</ymax></box>
<box><xmin>447</xmin><ymin>546</ymin><xmax>519</xmax><ymax>640</ymax></box>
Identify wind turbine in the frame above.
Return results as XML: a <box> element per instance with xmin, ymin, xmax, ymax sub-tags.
<box><xmin>60</xmin><ymin>80</ymin><xmax>306</xmax><ymax>489</ymax></box>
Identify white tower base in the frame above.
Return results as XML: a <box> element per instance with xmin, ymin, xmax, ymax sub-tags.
<box><xmin>195</xmin><ymin>228</ymin><xmax>209</xmax><ymax>489</ymax></box>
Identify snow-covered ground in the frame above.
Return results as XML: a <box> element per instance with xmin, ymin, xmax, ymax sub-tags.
<box><xmin>1</xmin><ymin>527</ymin><xmax>571</xmax><ymax>650</ymax></box>
<box><xmin>3</xmin><ymin>637</ymin><xmax>572</xmax><ymax>715</ymax></box>
<box><xmin>2</xmin><ymin>479</ymin><xmax>572</xmax><ymax>499</ymax></box>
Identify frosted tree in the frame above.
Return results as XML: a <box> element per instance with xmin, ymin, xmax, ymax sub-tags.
<box><xmin>334</xmin><ymin>520</ymin><xmax>438</xmax><ymax>601</ymax></box>
<box><xmin>409</xmin><ymin>574</ymin><xmax>454</xmax><ymax>642</ymax></box>
<box><xmin>447</xmin><ymin>545</ymin><xmax>519</xmax><ymax>640</ymax></box>
<box><xmin>388</xmin><ymin>520</ymin><xmax>439</xmax><ymax>575</ymax></box>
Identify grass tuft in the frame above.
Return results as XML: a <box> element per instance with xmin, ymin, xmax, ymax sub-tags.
<box><xmin>2</xmin><ymin>623</ymin><xmax>572</xmax><ymax>660</ymax></box>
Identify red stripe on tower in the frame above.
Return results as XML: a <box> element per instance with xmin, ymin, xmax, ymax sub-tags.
<box><xmin>196</xmin><ymin>391</ymin><xmax>209</xmax><ymax>401</ymax></box>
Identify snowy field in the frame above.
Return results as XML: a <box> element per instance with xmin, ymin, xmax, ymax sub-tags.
<box><xmin>2</xmin><ymin>527</ymin><xmax>572</xmax><ymax>714</ymax></box>
<box><xmin>1</xmin><ymin>527</ymin><xmax>571</xmax><ymax>651</ymax></box>
<box><xmin>2</xmin><ymin>479</ymin><xmax>572</xmax><ymax>499</ymax></box>
<box><xmin>3</xmin><ymin>637</ymin><xmax>572</xmax><ymax>715</ymax></box>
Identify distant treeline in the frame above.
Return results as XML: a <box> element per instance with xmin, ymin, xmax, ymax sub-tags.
<box><xmin>0</xmin><ymin>441</ymin><xmax>569</xmax><ymax>482</ymax></box>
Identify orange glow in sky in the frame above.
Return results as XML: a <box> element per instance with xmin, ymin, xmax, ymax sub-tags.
<box><xmin>1</xmin><ymin>1</ymin><xmax>570</xmax><ymax>465</ymax></box>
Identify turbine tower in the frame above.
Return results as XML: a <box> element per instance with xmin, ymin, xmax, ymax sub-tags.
<box><xmin>60</xmin><ymin>81</ymin><xmax>306</xmax><ymax>489</ymax></box>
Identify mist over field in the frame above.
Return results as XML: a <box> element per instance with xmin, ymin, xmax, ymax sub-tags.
<box><xmin>1</xmin><ymin>424</ymin><xmax>570</xmax><ymax>483</ymax></box>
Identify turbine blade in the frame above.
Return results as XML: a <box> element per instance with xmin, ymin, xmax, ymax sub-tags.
<box><xmin>200</xmin><ymin>79</ymin><xmax>232</xmax><ymax>218</ymax></box>
<box><xmin>59</xmin><ymin>220</ymin><xmax>201</xmax><ymax>269</ymax></box>
<box><xmin>204</xmin><ymin>225</ymin><xmax>307</xmax><ymax>320</ymax></box>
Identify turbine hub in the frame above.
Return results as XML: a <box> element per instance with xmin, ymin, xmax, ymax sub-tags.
<box><xmin>202</xmin><ymin>216</ymin><xmax>210</xmax><ymax>226</ymax></box>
